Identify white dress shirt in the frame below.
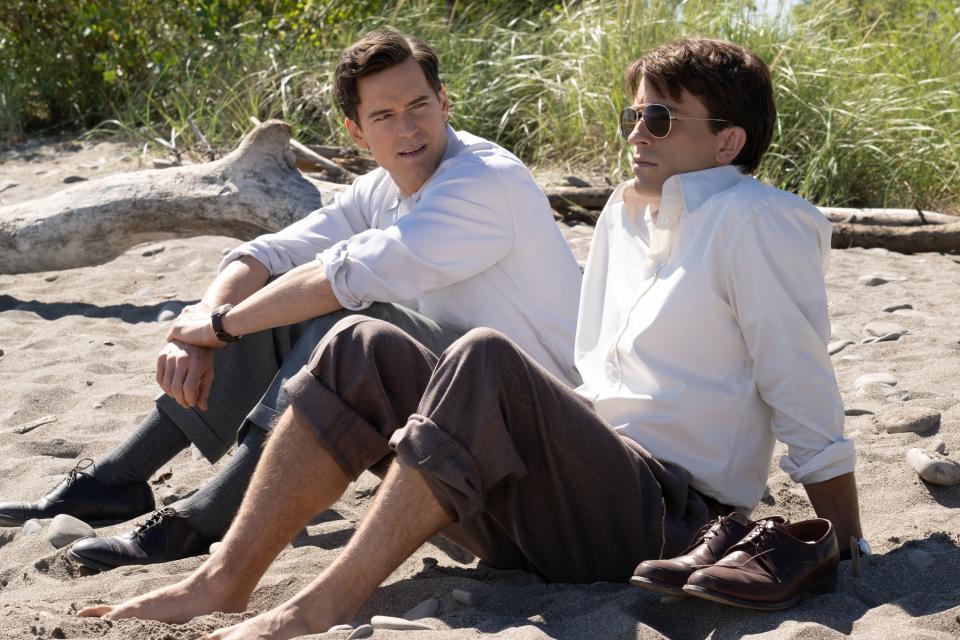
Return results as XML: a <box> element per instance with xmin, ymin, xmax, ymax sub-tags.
<box><xmin>221</xmin><ymin>126</ymin><xmax>583</xmax><ymax>386</ymax></box>
<box><xmin>575</xmin><ymin>165</ymin><xmax>853</xmax><ymax>510</ymax></box>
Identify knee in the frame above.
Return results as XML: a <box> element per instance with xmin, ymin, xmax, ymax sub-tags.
<box><xmin>323</xmin><ymin>317</ymin><xmax>407</xmax><ymax>358</ymax></box>
<box><xmin>443</xmin><ymin>328</ymin><xmax>519</xmax><ymax>367</ymax></box>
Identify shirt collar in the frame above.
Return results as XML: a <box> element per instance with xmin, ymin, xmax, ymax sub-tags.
<box><xmin>614</xmin><ymin>165</ymin><xmax>747</xmax><ymax>230</ymax></box>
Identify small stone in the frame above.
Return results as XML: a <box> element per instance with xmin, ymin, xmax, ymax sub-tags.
<box><xmin>209</xmin><ymin>542</ymin><xmax>221</xmax><ymax>555</ymax></box>
<box><xmin>141</xmin><ymin>244</ymin><xmax>165</xmax><ymax>257</ymax></box>
<box><xmin>92</xmin><ymin>401</ymin><xmax>104</xmax><ymax>410</ymax></box>
<box><xmin>102</xmin><ymin>340</ymin><xmax>114</xmax><ymax>346</ymax></box>
<box><xmin>828</xmin><ymin>340</ymin><xmax>854</xmax><ymax>355</ymax></box>
<box><xmin>564</xmin><ymin>176</ymin><xmax>592</xmax><ymax>188</ymax></box>
<box><xmin>346</xmin><ymin>624</ymin><xmax>373</xmax><ymax>639</ymax></box>
<box><xmin>451</xmin><ymin>589</ymin><xmax>475</xmax><ymax>606</ymax></box>
<box><xmin>48</xmin><ymin>514</ymin><xmax>95</xmax><ymax>548</ymax></box>
<box><xmin>854</xmin><ymin>373</ymin><xmax>898</xmax><ymax>390</ymax></box>
<box><xmin>403</xmin><ymin>597</ymin><xmax>439</xmax><ymax>620</ymax></box>
<box><xmin>858</xmin><ymin>273</ymin><xmax>906</xmax><ymax>286</ymax></box>
<box><xmin>882</xmin><ymin>303</ymin><xmax>913</xmax><ymax>313</ymax></box>
<box><xmin>62</xmin><ymin>175</ymin><xmax>87</xmax><ymax>184</ymax></box>
<box><xmin>861</xmin><ymin>332</ymin><xmax>905</xmax><ymax>344</ymax></box>
<box><xmin>85</xmin><ymin>380</ymin><xmax>93</xmax><ymax>386</ymax></box>
<box><xmin>161</xmin><ymin>493</ymin><xmax>180</xmax><ymax>506</ymax></box>
<box><xmin>371</xmin><ymin>615</ymin><xmax>435</xmax><ymax>631</ymax></box>
<box><xmin>157</xmin><ymin>301</ymin><xmax>182</xmax><ymax>322</ymax></box>
<box><xmin>0</xmin><ymin>180</ymin><xmax>18</xmax><ymax>193</ymax></box>
<box><xmin>928</xmin><ymin>439</ymin><xmax>947</xmax><ymax>454</ymax></box>
<box><xmin>21</xmin><ymin>519</ymin><xmax>42</xmax><ymax>536</ymax></box>
<box><xmin>906</xmin><ymin>549</ymin><xmax>934</xmax><ymax>569</ymax></box>
<box><xmin>328</xmin><ymin>624</ymin><xmax>354</xmax><ymax>632</ymax></box>
<box><xmin>0</xmin><ymin>348</ymin><xmax>4</xmax><ymax>357</ymax></box>
<box><xmin>44</xmin><ymin>274</ymin><xmax>59</xmax><ymax>282</ymax></box>
<box><xmin>906</xmin><ymin>448</ymin><xmax>960</xmax><ymax>486</ymax></box>
<box><xmin>844</xmin><ymin>408</ymin><xmax>874</xmax><ymax>416</ymax></box>
<box><xmin>879</xmin><ymin>407</ymin><xmax>940</xmax><ymax>434</ymax></box>
<box><xmin>865</xmin><ymin>321</ymin><xmax>908</xmax><ymax>337</ymax></box>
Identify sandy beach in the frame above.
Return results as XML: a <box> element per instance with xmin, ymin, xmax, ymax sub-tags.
<box><xmin>0</xmin><ymin>139</ymin><xmax>958</xmax><ymax>639</ymax></box>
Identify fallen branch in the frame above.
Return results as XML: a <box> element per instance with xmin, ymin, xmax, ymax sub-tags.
<box><xmin>831</xmin><ymin>221</ymin><xmax>960</xmax><ymax>253</ymax></box>
<box><xmin>0</xmin><ymin>120</ymin><xmax>343</xmax><ymax>274</ymax></box>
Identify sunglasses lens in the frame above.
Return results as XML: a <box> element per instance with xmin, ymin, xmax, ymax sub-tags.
<box><xmin>619</xmin><ymin>108</ymin><xmax>638</xmax><ymax>139</ymax></box>
<box><xmin>642</xmin><ymin>105</ymin><xmax>671</xmax><ymax>138</ymax></box>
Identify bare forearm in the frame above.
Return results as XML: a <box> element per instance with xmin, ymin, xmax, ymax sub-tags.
<box><xmin>200</xmin><ymin>256</ymin><xmax>271</xmax><ymax>309</ymax></box>
<box><xmin>220</xmin><ymin>260</ymin><xmax>343</xmax><ymax>337</ymax></box>
<box><xmin>803</xmin><ymin>472</ymin><xmax>863</xmax><ymax>545</ymax></box>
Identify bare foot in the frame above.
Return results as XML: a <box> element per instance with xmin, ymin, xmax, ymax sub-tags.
<box><xmin>76</xmin><ymin>574</ymin><xmax>248</xmax><ymax>624</ymax></box>
<box><xmin>204</xmin><ymin>605</ymin><xmax>315</xmax><ymax>640</ymax></box>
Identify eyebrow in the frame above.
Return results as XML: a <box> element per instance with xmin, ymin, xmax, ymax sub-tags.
<box><xmin>366</xmin><ymin>94</ymin><xmax>432</xmax><ymax>120</ymax></box>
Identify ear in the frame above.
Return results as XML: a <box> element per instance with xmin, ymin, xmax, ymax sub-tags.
<box><xmin>715</xmin><ymin>126</ymin><xmax>747</xmax><ymax>166</ymax></box>
<box><xmin>345</xmin><ymin>117</ymin><xmax>367</xmax><ymax>149</ymax></box>
<box><xmin>438</xmin><ymin>86</ymin><xmax>450</xmax><ymax>122</ymax></box>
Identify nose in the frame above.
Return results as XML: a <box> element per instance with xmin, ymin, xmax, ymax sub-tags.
<box><xmin>397</xmin><ymin>110</ymin><xmax>417</xmax><ymax>136</ymax></box>
<box><xmin>626</xmin><ymin>119</ymin><xmax>652</xmax><ymax>145</ymax></box>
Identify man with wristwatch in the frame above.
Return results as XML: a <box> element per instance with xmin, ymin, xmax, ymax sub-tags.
<box><xmin>0</xmin><ymin>29</ymin><xmax>583</xmax><ymax>571</ymax></box>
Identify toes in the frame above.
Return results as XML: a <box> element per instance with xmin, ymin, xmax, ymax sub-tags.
<box><xmin>76</xmin><ymin>604</ymin><xmax>113</xmax><ymax>618</ymax></box>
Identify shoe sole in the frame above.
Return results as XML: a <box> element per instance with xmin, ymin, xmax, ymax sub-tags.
<box><xmin>629</xmin><ymin>575</ymin><xmax>687</xmax><ymax>596</ymax></box>
<box><xmin>681</xmin><ymin>573</ymin><xmax>838</xmax><ymax>610</ymax></box>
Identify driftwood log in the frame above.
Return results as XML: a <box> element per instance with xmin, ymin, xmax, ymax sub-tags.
<box><xmin>1</xmin><ymin>120</ymin><xmax>957</xmax><ymax>274</ymax></box>
<box><xmin>0</xmin><ymin>120</ymin><xmax>345</xmax><ymax>274</ymax></box>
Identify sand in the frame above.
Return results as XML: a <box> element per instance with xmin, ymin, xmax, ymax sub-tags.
<box><xmin>0</xmin><ymin>139</ymin><xmax>958</xmax><ymax>639</ymax></box>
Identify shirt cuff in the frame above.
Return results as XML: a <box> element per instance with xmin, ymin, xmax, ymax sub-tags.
<box><xmin>319</xmin><ymin>243</ymin><xmax>371</xmax><ymax>311</ymax></box>
<box><xmin>218</xmin><ymin>246</ymin><xmax>263</xmax><ymax>274</ymax></box>
<box><xmin>778</xmin><ymin>437</ymin><xmax>856</xmax><ymax>485</ymax></box>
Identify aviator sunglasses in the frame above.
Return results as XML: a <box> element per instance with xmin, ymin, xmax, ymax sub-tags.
<box><xmin>619</xmin><ymin>104</ymin><xmax>733</xmax><ymax>139</ymax></box>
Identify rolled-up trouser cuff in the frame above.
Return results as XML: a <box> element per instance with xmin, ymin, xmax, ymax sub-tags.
<box><xmin>156</xmin><ymin>393</ymin><xmax>233</xmax><ymax>463</ymax></box>
<box><xmin>283</xmin><ymin>365</ymin><xmax>392</xmax><ymax>481</ymax></box>
<box><xmin>389</xmin><ymin>414</ymin><xmax>493</xmax><ymax>524</ymax></box>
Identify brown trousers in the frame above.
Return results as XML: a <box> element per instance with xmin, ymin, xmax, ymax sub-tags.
<box><xmin>283</xmin><ymin>318</ymin><xmax>725</xmax><ymax>583</ymax></box>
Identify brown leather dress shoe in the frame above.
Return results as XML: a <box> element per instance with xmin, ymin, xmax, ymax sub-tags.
<box><xmin>630</xmin><ymin>512</ymin><xmax>786</xmax><ymax>595</ymax></box>
<box><xmin>682</xmin><ymin>517</ymin><xmax>839</xmax><ymax>610</ymax></box>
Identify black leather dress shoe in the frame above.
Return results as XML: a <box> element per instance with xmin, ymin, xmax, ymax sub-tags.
<box><xmin>68</xmin><ymin>508</ymin><xmax>213</xmax><ymax>571</ymax></box>
<box><xmin>0</xmin><ymin>459</ymin><xmax>155</xmax><ymax>527</ymax></box>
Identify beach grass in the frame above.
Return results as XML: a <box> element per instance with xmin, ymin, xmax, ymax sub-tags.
<box><xmin>1</xmin><ymin>0</ymin><xmax>957</xmax><ymax>209</ymax></box>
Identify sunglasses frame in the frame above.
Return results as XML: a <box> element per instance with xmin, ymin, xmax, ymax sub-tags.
<box><xmin>619</xmin><ymin>104</ymin><xmax>733</xmax><ymax>140</ymax></box>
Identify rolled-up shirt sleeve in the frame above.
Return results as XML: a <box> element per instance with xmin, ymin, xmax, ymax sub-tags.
<box><xmin>218</xmin><ymin>186</ymin><xmax>368</xmax><ymax>276</ymax></box>
<box><xmin>725</xmin><ymin>197</ymin><xmax>854</xmax><ymax>485</ymax></box>
<box><xmin>319</xmin><ymin>160</ymin><xmax>516</xmax><ymax>310</ymax></box>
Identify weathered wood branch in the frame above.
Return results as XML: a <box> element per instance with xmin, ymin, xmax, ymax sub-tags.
<box><xmin>0</xmin><ymin>120</ymin><xmax>344</xmax><ymax>274</ymax></box>
<box><xmin>831</xmin><ymin>221</ymin><xmax>960</xmax><ymax>253</ymax></box>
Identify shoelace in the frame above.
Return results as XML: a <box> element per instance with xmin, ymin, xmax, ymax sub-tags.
<box><xmin>725</xmin><ymin>519</ymin><xmax>783</xmax><ymax>570</ymax></box>
<box><xmin>47</xmin><ymin>458</ymin><xmax>95</xmax><ymax>493</ymax></box>
<box><xmin>677</xmin><ymin>514</ymin><xmax>740</xmax><ymax>555</ymax></box>
<box><xmin>133</xmin><ymin>507</ymin><xmax>177</xmax><ymax>538</ymax></box>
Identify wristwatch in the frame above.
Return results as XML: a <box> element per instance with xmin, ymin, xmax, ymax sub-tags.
<box><xmin>210</xmin><ymin>304</ymin><xmax>241</xmax><ymax>344</ymax></box>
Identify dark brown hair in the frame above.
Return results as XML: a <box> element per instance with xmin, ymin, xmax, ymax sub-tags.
<box><xmin>334</xmin><ymin>28</ymin><xmax>441</xmax><ymax>124</ymax></box>
<box><xmin>624</xmin><ymin>37</ymin><xmax>776</xmax><ymax>174</ymax></box>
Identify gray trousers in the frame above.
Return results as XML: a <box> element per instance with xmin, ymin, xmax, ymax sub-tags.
<box><xmin>284</xmin><ymin>318</ymin><xmax>728</xmax><ymax>583</ymax></box>
<box><xmin>156</xmin><ymin>303</ymin><xmax>460</xmax><ymax>463</ymax></box>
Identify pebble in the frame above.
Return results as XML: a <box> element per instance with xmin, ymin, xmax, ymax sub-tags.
<box><xmin>209</xmin><ymin>542</ymin><xmax>221</xmax><ymax>554</ymax></box>
<box><xmin>156</xmin><ymin>301</ymin><xmax>183</xmax><ymax>322</ymax></box>
<box><xmin>21</xmin><ymin>519</ymin><xmax>42</xmax><ymax>536</ymax></box>
<box><xmin>879</xmin><ymin>407</ymin><xmax>940</xmax><ymax>434</ymax></box>
<box><xmin>102</xmin><ymin>340</ymin><xmax>114</xmax><ymax>346</ymax></box>
<box><xmin>828</xmin><ymin>340</ymin><xmax>854</xmax><ymax>355</ymax></box>
<box><xmin>328</xmin><ymin>624</ymin><xmax>354</xmax><ymax>632</ymax></box>
<box><xmin>858</xmin><ymin>273</ymin><xmax>906</xmax><ymax>286</ymax></box>
<box><xmin>403</xmin><ymin>597</ymin><xmax>439</xmax><ymax>620</ymax></box>
<box><xmin>0</xmin><ymin>348</ymin><xmax>4</xmax><ymax>357</ymax></box>
<box><xmin>906</xmin><ymin>448</ymin><xmax>960</xmax><ymax>485</ymax></box>
<box><xmin>906</xmin><ymin>549</ymin><xmax>934</xmax><ymax>569</ymax></box>
<box><xmin>161</xmin><ymin>493</ymin><xmax>180</xmax><ymax>506</ymax></box>
<box><xmin>47</xmin><ymin>514</ymin><xmax>95</xmax><ymax>549</ymax></box>
<box><xmin>928</xmin><ymin>439</ymin><xmax>947</xmax><ymax>454</ymax></box>
<box><xmin>865</xmin><ymin>321</ymin><xmax>908</xmax><ymax>337</ymax></box>
<box><xmin>564</xmin><ymin>175</ymin><xmax>592</xmax><ymax>188</ymax></box>
<box><xmin>92</xmin><ymin>401</ymin><xmax>104</xmax><ymax>410</ymax></box>
<box><xmin>854</xmin><ymin>373</ymin><xmax>898</xmax><ymax>390</ymax></box>
<box><xmin>62</xmin><ymin>175</ymin><xmax>88</xmax><ymax>184</ymax></box>
<box><xmin>0</xmin><ymin>180</ymin><xmax>18</xmax><ymax>193</ymax></box>
<box><xmin>844</xmin><ymin>408</ymin><xmax>874</xmax><ymax>416</ymax></box>
<box><xmin>346</xmin><ymin>624</ymin><xmax>373</xmax><ymax>639</ymax></box>
<box><xmin>371</xmin><ymin>615</ymin><xmax>435</xmax><ymax>631</ymax></box>
<box><xmin>44</xmin><ymin>274</ymin><xmax>59</xmax><ymax>282</ymax></box>
<box><xmin>141</xmin><ymin>244</ymin><xmax>165</xmax><ymax>257</ymax></box>
<box><xmin>451</xmin><ymin>589</ymin><xmax>475</xmax><ymax>606</ymax></box>
<box><xmin>882</xmin><ymin>303</ymin><xmax>913</xmax><ymax>312</ymax></box>
<box><xmin>861</xmin><ymin>332</ymin><xmax>905</xmax><ymax>344</ymax></box>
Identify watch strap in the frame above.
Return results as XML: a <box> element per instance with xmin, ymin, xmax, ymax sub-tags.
<box><xmin>211</xmin><ymin>304</ymin><xmax>241</xmax><ymax>343</ymax></box>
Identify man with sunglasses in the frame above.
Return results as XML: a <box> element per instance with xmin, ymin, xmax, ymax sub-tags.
<box><xmin>81</xmin><ymin>37</ymin><xmax>863</xmax><ymax>637</ymax></box>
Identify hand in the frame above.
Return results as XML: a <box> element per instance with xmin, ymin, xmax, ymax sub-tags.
<box><xmin>166</xmin><ymin>303</ymin><xmax>222</xmax><ymax>348</ymax></box>
<box><xmin>156</xmin><ymin>340</ymin><xmax>215</xmax><ymax>410</ymax></box>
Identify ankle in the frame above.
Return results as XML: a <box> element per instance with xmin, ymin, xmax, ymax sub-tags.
<box><xmin>192</xmin><ymin>557</ymin><xmax>256</xmax><ymax>606</ymax></box>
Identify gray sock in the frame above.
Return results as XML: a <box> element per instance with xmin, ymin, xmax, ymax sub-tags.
<box><xmin>174</xmin><ymin>424</ymin><xmax>266</xmax><ymax>541</ymax></box>
<box><xmin>92</xmin><ymin>408</ymin><xmax>190</xmax><ymax>485</ymax></box>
